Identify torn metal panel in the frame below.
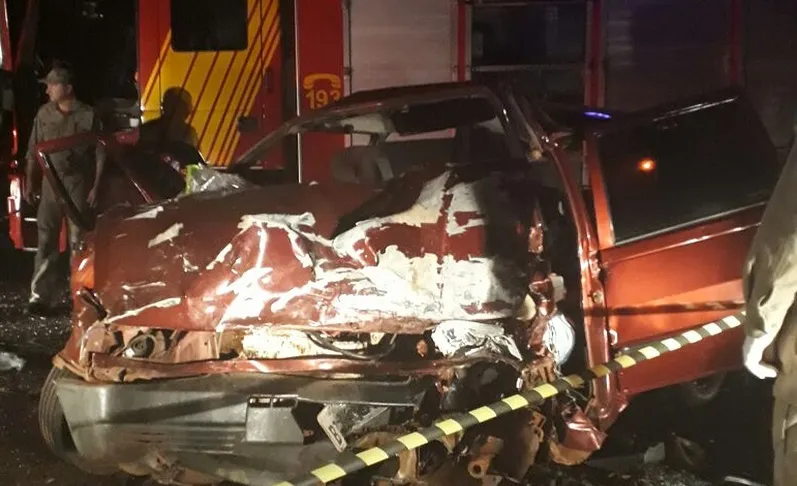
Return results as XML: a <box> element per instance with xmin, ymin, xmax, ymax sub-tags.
<box><xmin>240</xmin><ymin>328</ymin><xmax>368</xmax><ymax>360</ymax></box>
<box><xmin>431</xmin><ymin>321</ymin><xmax>523</xmax><ymax>361</ymax></box>
<box><xmin>87</xmin><ymin>354</ymin><xmax>513</xmax><ymax>382</ymax></box>
<box><xmin>543</xmin><ymin>312</ymin><xmax>577</xmax><ymax>366</ymax></box>
<box><xmin>548</xmin><ymin>402</ymin><xmax>607</xmax><ymax>466</ymax></box>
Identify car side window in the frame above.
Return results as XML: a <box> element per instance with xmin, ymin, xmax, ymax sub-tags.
<box><xmin>597</xmin><ymin>97</ymin><xmax>780</xmax><ymax>244</ymax></box>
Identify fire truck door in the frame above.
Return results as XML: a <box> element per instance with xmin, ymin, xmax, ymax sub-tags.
<box><xmin>140</xmin><ymin>0</ymin><xmax>281</xmax><ymax>168</ymax></box>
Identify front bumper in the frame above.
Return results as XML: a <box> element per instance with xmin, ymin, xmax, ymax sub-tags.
<box><xmin>55</xmin><ymin>373</ymin><xmax>429</xmax><ymax>481</ymax></box>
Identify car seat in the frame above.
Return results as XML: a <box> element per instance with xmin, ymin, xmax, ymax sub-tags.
<box><xmin>331</xmin><ymin>145</ymin><xmax>394</xmax><ymax>186</ymax></box>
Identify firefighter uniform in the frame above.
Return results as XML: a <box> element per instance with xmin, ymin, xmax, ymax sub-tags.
<box><xmin>743</xmin><ymin>114</ymin><xmax>797</xmax><ymax>486</ymax></box>
<box><xmin>27</xmin><ymin>99</ymin><xmax>102</xmax><ymax>308</ymax></box>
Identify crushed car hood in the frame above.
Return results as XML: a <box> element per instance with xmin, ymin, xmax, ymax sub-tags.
<box><xmin>92</xmin><ymin>166</ymin><xmax>537</xmax><ymax>333</ymax></box>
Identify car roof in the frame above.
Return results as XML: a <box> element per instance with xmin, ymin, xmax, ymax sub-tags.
<box><xmin>231</xmin><ymin>81</ymin><xmax>511</xmax><ymax>168</ymax></box>
<box><xmin>310</xmin><ymin>81</ymin><xmax>497</xmax><ymax>116</ymax></box>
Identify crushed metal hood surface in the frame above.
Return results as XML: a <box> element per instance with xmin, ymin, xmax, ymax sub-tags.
<box><xmin>90</xmin><ymin>165</ymin><xmax>538</xmax><ymax>334</ymax></box>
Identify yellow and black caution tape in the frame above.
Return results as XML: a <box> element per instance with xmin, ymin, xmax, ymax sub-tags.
<box><xmin>273</xmin><ymin>311</ymin><xmax>745</xmax><ymax>486</ymax></box>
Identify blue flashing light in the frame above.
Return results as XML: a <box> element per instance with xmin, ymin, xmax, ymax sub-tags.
<box><xmin>584</xmin><ymin>111</ymin><xmax>612</xmax><ymax>120</ymax></box>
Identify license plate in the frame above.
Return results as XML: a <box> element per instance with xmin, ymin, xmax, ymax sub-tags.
<box><xmin>317</xmin><ymin>406</ymin><xmax>348</xmax><ymax>452</ymax></box>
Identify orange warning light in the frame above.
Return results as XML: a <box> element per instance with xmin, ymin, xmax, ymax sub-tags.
<box><xmin>638</xmin><ymin>158</ymin><xmax>656</xmax><ymax>173</ymax></box>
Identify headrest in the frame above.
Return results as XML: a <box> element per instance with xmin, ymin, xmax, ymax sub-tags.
<box><xmin>331</xmin><ymin>145</ymin><xmax>393</xmax><ymax>186</ymax></box>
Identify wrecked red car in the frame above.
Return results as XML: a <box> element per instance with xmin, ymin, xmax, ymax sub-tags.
<box><xmin>35</xmin><ymin>82</ymin><xmax>779</xmax><ymax>485</ymax></box>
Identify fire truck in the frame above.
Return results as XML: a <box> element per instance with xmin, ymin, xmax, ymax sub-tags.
<box><xmin>136</xmin><ymin>0</ymin><xmax>754</xmax><ymax>177</ymax></box>
<box><xmin>6</xmin><ymin>0</ymin><xmax>791</xmax><ymax>253</ymax></box>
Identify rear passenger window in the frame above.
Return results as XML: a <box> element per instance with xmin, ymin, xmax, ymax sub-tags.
<box><xmin>597</xmin><ymin>95</ymin><xmax>780</xmax><ymax>244</ymax></box>
<box><xmin>171</xmin><ymin>0</ymin><xmax>248</xmax><ymax>52</ymax></box>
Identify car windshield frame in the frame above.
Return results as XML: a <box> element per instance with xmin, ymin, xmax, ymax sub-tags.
<box><xmin>231</xmin><ymin>86</ymin><xmax>524</xmax><ymax>171</ymax></box>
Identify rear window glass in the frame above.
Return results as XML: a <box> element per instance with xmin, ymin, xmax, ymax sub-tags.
<box><xmin>597</xmin><ymin>96</ymin><xmax>779</xmax><ymax>243</ymax></box>
<box><xmin>171</xmin><ymin>0</ymin><xmax>248</xmax><ymax>52</ymax></box>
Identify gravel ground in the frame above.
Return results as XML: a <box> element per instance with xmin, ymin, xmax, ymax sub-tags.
<box><xmin>0</xmin><ymin>251</ymin><xmax>142</xmax><ymax>486</ymax></box>
<box><xmin>0</xmin><ymin>248</ymin><xmax>775</xmax><ymax>486</ymax></box>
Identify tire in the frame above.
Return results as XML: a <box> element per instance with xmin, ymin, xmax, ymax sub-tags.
<box><xmin>38</xmin><ymin>366</ymin><xmax>117</xmax><ymax>475</ymax></box>
<box><xmin>676</xmin><ymin>372</ymin><xmax>726</xmax><ymax>408</ymax></box>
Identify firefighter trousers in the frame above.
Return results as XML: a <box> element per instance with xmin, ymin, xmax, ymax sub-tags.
<box><xmin>29</xmin><ymin>177</ymin><xmax>87</xmax><ymax>305</ymax></box>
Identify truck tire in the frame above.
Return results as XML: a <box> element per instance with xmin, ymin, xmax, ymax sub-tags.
<box><xmin>676</xmin><ymin>372</ymin><xmax>726</xmax><ymax>408</ymax></box>
<box><xmin>38</xmin><ymin>366</ymin><xmax>116</xmax><ymax>475</ymax></box>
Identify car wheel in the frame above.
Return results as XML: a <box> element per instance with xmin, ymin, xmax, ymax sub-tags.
<box><xmin>38</xmin><ymin>366</ymin><xmax>116</xmax><ymax>475</ymax></box>
<box><xmin>676</xmin><ymin>372</ymin><xmax>726</xmax><ymax>408</ymax></box>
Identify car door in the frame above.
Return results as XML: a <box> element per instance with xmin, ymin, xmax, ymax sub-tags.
<box><xmin>32</xmin><ymin>132</ymin><xmax>179</xmax><ymax>233</ymax></box>
<box><xmin>586</xmin><ymin>88</ymin><xmax>781</xmax><ymax>396</ymax></box>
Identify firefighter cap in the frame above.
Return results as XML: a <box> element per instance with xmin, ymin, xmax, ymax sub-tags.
<box><xmin>39</xmin><ymin>65</ymin><xmax>74</xmax><ymax>86</ymax></box>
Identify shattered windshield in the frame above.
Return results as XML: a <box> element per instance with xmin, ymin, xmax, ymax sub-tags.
<box><xmin>233</xmin><ymin>94</ymin><xmax>518</xmax><ymax>182</ymax></box>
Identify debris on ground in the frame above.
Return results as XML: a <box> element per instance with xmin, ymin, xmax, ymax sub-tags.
<box><xmin>586</xmin><ymin>442</ymin><xmax>666</xmax><ymax>473</ymax></box>
<box><xmin>0</xmin><ymin>351</ymin><xmax>25</xmax><ymax>371</ymax></box>
<box><xmin>719</xmin><ymin>476</ymin><xmax>769</xmax><ymax>486</ymax></box>
<box><xmin>527</xmin><ymin>463</ymin><xmax>713</xmax><ymax>486</ymax></box>
<box><xmin>667</xmin><ymin>436</ymin><xmax>708</xmax><ymax>473</ymax></box>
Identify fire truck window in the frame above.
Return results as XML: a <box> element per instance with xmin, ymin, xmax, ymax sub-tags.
<box><xmin>471</xmin><ymin>3</ymin><xmax>586</xmax><ymax>104</ymax></box>
<box><xmin>171</xmin><ymin>0</ymin><xmax>248</xmax><ymax>52</ymax></box>
<box><xmin>597</xmin><ymin>95</ymin><xmax>780</xmax><ymax>244</ymax></box>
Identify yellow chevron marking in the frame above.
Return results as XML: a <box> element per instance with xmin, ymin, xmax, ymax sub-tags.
<box><xmin>143</xmin><ymin>31</ymin><xmax>172</xmax><ymax>112</ymax></box>
<box><xmin>206</xmin><ymin>0</ymin><xmax>276</xmax><ymax>163</ymax></box>
<box><xmin>141</xmin><ymin>0</ymin><xmax>267</xmax><ymax>166</ymax></box>
<box><xmin>217</xmin><ymin>4</ymin><xmax>280</xmax><ymax>165</ymax></box>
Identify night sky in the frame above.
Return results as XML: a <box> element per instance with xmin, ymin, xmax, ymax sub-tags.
<box><xmin>8</xmin><ymin>0</ymin><xmax>138</xmax><ymax>104</ymax></box>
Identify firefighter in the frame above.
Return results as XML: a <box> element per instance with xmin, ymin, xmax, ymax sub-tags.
<box><xmin>742</xmin><ymin>111</ymin><xmax>797</xmax><ymax>486</ymax></box>
<box><xmin>22</xmin><ymin>62</ymin><xmax>105</xmax><ymax>316</ymax></box>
